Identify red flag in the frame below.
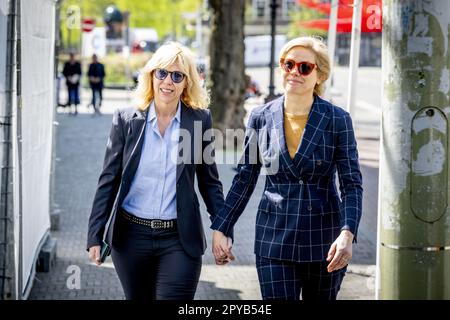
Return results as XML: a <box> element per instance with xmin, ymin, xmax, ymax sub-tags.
<box><xmin>296</xmin><ymin>0</ymin><xmax>382</xmax><ymax>33</ymax></box>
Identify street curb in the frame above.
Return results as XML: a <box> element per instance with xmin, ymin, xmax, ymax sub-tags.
<box><xmin>347</xmin><ymin>264</ymin><xmax>376</xmax><ymax>277</ymax></box>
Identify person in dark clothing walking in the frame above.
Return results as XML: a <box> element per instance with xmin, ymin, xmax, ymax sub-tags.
<box><xmin>87</xmin><ymin>42</ymin><xmax>227</xmax><ymax>300</ymax></box>
<box><xmin>62</xmin><ymin>52</ymin><xmax>82</xmax><ymax>115</ymax></box>
<box><xmin>88</xmin><ymin>54</ymin><xmax>106</xmax><ymax>115</ymax></box>
<box><xmin>212</xmin><ymin>36</ymin><xmax>363</xmax><ymax>300</ymax></box>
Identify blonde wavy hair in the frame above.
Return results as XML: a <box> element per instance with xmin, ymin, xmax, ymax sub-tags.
<box><xmin>134</xmin><ymin>42</ymin><xmax>209</xmax><ymax>110</ymax></box>
<box><xmin>278</xmin><ymin>36</ymin><xmax>330</xmax><ymax>96</ymax></box>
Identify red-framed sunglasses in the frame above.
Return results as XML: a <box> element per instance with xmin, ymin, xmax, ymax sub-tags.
<box><xmin>280</xmin><ymin>58</ymin><xmax>316</xmax><ymax>76</ymax></box>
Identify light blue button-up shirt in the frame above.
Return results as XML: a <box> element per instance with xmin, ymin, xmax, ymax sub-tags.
<box><xmin>122</xmin><ymin>100</ymin><xmax>181</xmax><ymax>220</ymax></box>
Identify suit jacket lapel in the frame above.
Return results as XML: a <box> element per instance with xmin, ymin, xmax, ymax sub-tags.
<box><xmin>294</xmin><ymin>95</ymin><xmax>331</xmax><ymax>172</ymax></box>
<box><xmin>122</xmin><ymin>108</ymin><xmax>148</xmax><ymax>178</ymax></box>
<box><xmin>176</xmin><ymin>102</ymin><xmax>193</xmax><ymax>182</ymax></box>
<box><xmin>269</xmin><ymin>96</ymin><xmax>299</xmax><ymax>178</ymax></box>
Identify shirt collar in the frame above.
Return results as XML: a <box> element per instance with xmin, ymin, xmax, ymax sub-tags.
<box><xmin>148</xmin><ymin>100</ymin><xmax>181</xmax><ymax>124</ymax></box>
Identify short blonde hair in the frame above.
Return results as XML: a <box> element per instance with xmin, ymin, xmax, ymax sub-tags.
<box><xmin>278</xmin><ymin>36</ymin><xmax>330</xmax><ymax>96</ymax></box>
<box><xmin>134</xmin><ymin>42</ymin><xmax>209</xmax><ymax>110</ymax></box>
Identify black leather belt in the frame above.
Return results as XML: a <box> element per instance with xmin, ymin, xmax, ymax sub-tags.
<box><xmin>120</xmin><ymin>210</ymin><xmax>176</xmax><ymax>229</ymax></box>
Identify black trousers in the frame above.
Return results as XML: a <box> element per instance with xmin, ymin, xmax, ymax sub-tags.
<box><xmin>256</xmin><ymin>255</ymin><xmax>346</xmax><ymax>300</ymax></box>
<box><xmin>111</xmin><ymin>212</ymin><xmax>202</xmax><ymax>300</ymax></box>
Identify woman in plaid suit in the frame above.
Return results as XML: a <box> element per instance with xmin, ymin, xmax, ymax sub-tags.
<box><xmin>211</xmin><ymin>36</ymin><xmax>363</xmax><ymax>300</ymax></box>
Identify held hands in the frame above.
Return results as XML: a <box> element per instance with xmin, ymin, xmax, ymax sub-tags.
<box><xmin>326</xmin><ymin>230</ymin><xmax>354</xmax><ymax>273</ymax></box>
<box><xmin>212</xmin><ymin>230</ymin><xmax>235</xmax><ymax>265</ymax></box>
<box><xmin>88</xmin><ymin>245</ymin><xmax>102</xmax><ymax>266</ymax></box>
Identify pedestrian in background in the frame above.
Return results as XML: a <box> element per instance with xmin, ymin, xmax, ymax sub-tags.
<box><xmin>62</xmin><ymin>52</ymin><xmax>82</xmax><ymax>115</ymax></box>
<box><xmin>87</xmin><ymin>42</ymin><xmax>227</xmax><ymax>300</ymax></box>
<box><xmin>87</xmin><ymin>54</ymin><xmax>106</xmax><ymax>115</ymax></box>
<box><xmin>244</xmin><ymin>73</ymin><xmax>262</xmax><ymax>99</ymax></box>
<box><xmin>211</xmin><ymin>36</ymin><xmax>363</xmax><ymax>300</ymax></box>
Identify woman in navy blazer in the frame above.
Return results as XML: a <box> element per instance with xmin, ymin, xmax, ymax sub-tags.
<box><xmin>211</xmin><ymin>36</ymin><xmax>363</xmax><ymax>300</ymax></box>
<box><xmin>87</xmin><ymin>42</ymin><xmax>225</xmax><ymax>300</ymax></box>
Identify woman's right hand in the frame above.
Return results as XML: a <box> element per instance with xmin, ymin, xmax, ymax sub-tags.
<box><xmin>88</xmin><ymin>245</ymin><xmax>102</xmax><ymax>266</ymax></box>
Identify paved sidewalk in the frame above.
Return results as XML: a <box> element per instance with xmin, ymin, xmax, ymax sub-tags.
<box><xmin>29</xmin><ymin>89</ymin><xmax>377</xmax><ymax>300</ymax></box>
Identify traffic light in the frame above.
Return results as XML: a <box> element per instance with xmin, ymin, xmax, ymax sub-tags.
<box><xmin>104</xmin><ymin>5</ymin><xmax>123</xmax><ymax>39</ymax></box>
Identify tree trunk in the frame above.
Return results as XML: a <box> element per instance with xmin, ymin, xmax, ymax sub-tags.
<box><xmin>208</xmin><ymin>0</ymin><xmax>246</xmax><ymax>137</ymax></box>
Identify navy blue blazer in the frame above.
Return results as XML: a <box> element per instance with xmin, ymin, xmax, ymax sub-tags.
<box><xmin>211</xmin><ymin>95</ymin><xmax>363</xmax><ymax>262</ymax></box>
<box><xmin>87</xmin><ymin>102</ymin><xmax>224</xmax><ymax>258</ymax></box>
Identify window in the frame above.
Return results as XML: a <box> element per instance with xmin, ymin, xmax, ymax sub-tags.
<box><xmin>285</xmin><ymin>0</ymin><xmax>296</xmax><ymax>11</ymax></box>
<box><xmin>256</xmin><ymin>0</ymin><xmax>266</xmax><ymax>17</ymax></box>
<box><xmin>281</xmin><ymin>0</ymin><xmax>297</xmax><ymax>19</ymax></box>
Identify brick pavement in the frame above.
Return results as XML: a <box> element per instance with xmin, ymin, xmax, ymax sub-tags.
<box><xmin>29</xmin><ymin>89</ymin><xmax>377</xmax><ymax>300</ymax></box>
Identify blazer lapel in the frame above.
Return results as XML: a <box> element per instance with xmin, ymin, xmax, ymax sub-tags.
<box><xmin>294</xmin><ymin>95</ymin><xmax>331</xmax><ymax>171</ymax></box>
<box><xmin>269</xmin><ymin>96</ymin><xmax>300</xmax><ymax>178</ymax></box>
<box><xmin>176</xmin><ymin>102</ymin><xmax>193</xmax><ymax>182</ymax></box>
<box><xmin>122</xmin><ymin>108</ymin><xmax>148</xmax><ymax>177</ymax></box>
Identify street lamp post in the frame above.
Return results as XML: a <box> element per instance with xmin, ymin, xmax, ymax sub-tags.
<box><xmin>265</xmin><ymin>0</ymin><xmax>279</xmax><ymax>103</ymax></box>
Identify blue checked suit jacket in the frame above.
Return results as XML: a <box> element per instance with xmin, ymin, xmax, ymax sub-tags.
<box><xmin>211</xmin><ymin>95</ymin><xmax>363</xmax><ymax>262</ymax></box>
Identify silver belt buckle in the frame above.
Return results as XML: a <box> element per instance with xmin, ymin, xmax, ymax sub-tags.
<box><xmin>150</xmin><ymin>219</ymin><xmax>164</xmax><ymax>229</ymax></box>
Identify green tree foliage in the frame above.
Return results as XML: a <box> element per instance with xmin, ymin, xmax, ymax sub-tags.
<box><xmin>59</xmin><ymin>0</ymin><xmax>110</xmax><ymax>49</ymax></box>
<box><xmin>59</xmin><ymin>0</ymin><xmax>202</xmax><ymax>49</ymax></box>
<box><xmin>287</xmin><ymin>6</ymin><xmax>327</xmax><ymax>39</ymax></box>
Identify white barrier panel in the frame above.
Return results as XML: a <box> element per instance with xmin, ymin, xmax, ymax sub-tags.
<box><xmin>18</xmin><ymin>0</ymin><xmax>55</xmax><ymax>296</ymax></box>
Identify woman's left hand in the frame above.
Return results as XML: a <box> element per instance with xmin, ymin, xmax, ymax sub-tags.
<box><xmin>212</xmin><ymin>230</ymin><xmax>235</xmax><ymax>265</ymax></box>
<box><xmin>326</xmin><ymin>230</ymin><xmax>354</xmax><ymax>273</ymax></box>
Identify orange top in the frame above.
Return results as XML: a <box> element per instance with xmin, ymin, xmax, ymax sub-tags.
<box><xmin>284</xmin><ymin>112</ymin><xmax>309</xmax><ymax>159</ymax></box>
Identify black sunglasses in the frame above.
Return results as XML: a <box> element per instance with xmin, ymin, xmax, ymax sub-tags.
<box><xmin>154</xmin><ymin>68</ymin><xmax>186</xmax><ymax>83</ymax></box>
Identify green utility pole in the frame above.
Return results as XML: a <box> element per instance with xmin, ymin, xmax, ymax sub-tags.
<box><xmin>377</xmin><ymin>0</ymin><xmax>450</xmax><ymax>299</ymax></box>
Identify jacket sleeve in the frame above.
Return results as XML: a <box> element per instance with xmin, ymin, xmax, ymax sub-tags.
<box><xmin>334</xmin><ymin>112</ymin><xmax>363</xmax><ymax>242</ymax></box>
<box><xmin>195</xmin><ymin>110</ymin><xmax>225</xmax><ymax>225</ymax></box>
<box><xmin>86</xmin><ymin>109</ymin><xmax>125</xmax><ymax>250</ymax></box>
<box><xmin>87</xmin><ymin>64</ymin><xmax>93</xmax><ymax>77</ymax></box>
<box><xmin>62</xmin><ymin>63</ymin><xmax>68</xmax><ymax>78</ymax></box>
<box><xmin>210</xmin><ymin>111</ymin><xmax>262</xmax><ymax>238</ymax></box>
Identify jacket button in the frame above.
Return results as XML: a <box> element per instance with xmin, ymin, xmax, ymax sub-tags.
<box><xmin>317</xmin><ymin>160</ymin><xmax>322</xmax><ymax>166</ymax></box>
<box><xmin>299</xmin><ymin>179</ymin><xmax>303</xmax><ymax>185</ymax></box>
<box><xmin>307</xmin><ymin>205</ymin><xmax>312</xmax><ymax>211</ymax></box>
